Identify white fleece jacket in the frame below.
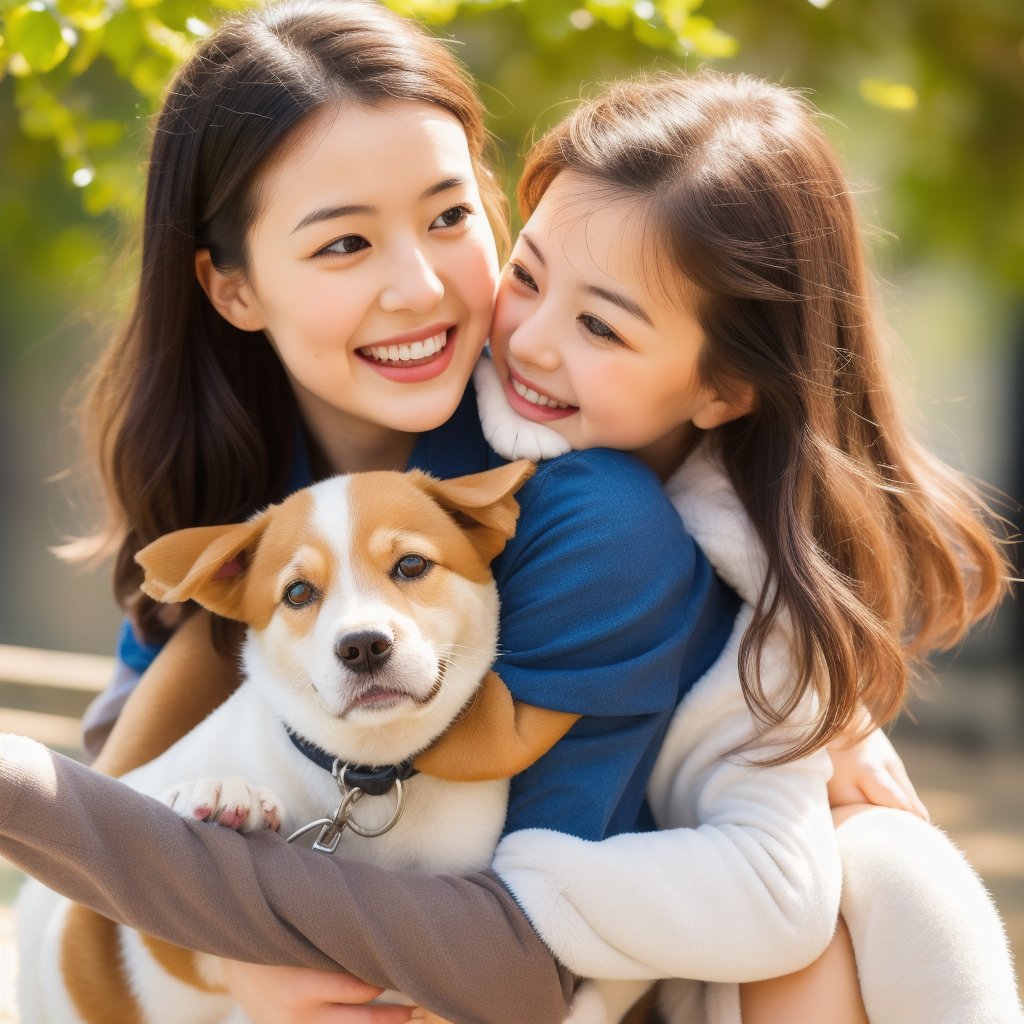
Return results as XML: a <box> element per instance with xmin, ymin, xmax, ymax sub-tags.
<box><xmin>477</xmin><ymin>360</ymin><xmax>840</xmax><ymax>1017</ymax></box>
<box><xmin>477</xmin><ymin>357</ymin><xmax>1023</xmax><ymax>1024</ymax></box>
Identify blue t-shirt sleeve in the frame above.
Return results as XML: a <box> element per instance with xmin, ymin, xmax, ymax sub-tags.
<box><xmin>116</xmin><ymin>618</ymin><xmax>165</xmax><ymax>675</ymax></box>
<box><xmin>492</xmin><ymin>450</ymin><xmax>709</xmax><ymax>840</ymax></box>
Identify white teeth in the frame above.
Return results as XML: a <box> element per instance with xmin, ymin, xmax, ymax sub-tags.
<box><xmin>512</xmin><ymin>377</ymin><xmax>570</xmax><ymax>410</ymax></box>
<box><xmin>363</xmin><ymin>331</ymin><xmax>447</xmax><ymax>364</ymax></box>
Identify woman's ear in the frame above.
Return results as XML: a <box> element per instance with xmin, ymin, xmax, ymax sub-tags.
<box><xmin>194</xmin><ymin>249</ymin><xmax>266</xmax><ymax>331</ymax></box>
<box><xmin>692</xmin><ymin>382</ymin><xmax>758</xmax><ymax>431</ymax></box>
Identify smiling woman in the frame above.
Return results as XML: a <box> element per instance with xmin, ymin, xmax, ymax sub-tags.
<box><xmin>489</xmin><ymin>172</ymin><xmax>753</xmax><ymax>476</ymax></box>
<box><xmin>195</xmin><ymin>99</ymin><xmax>499</xmax><ymax>466</ymax></box>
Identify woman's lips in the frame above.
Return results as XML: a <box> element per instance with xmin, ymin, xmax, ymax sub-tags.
<box><xmin>357</xmin><ymin>327</ymin><xmax>457</xmax><ymax>383</ymax></box>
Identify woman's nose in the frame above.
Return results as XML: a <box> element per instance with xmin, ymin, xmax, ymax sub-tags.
<box><xmin>379</xmin><ymin>247</ymin><xmax>444</xmax><ymax>314</ymax></box>
<box><xmin>508</xmin><ymin>313</ymin><xmax>561</xmax><ymax>371</ymax></box>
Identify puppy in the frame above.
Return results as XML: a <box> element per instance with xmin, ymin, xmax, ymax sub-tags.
<box><xmin>17</xmin><ymin>461</ymin><xmax>534</xmax><ymax>1024</ymax></box>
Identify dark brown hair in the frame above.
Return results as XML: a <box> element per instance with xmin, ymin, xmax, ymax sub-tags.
<box><xmin>76</xmin><ymin>0</ymin><xmax>506</xmax><ymax>644</ymax></box>
<box><xmin>520</xmin><ymin>72</ymin><xmax>1011</xmax><ymax>759</ymax></box>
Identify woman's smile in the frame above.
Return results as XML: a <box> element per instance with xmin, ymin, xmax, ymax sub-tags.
<box><xmin>356</xmin><ymin>323</ymin><xmax>458</xmax><ymax>382</ymax></box>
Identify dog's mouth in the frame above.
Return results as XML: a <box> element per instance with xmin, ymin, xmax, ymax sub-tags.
<box><xmin>414</xmin><ymin>660</ymin><xmax>447</xmax><ymax>707</ymax></box>
<box><xmin>341</xmin><ymin>661</ymin><xmax>447</xmax><ymax>717</ymax></box>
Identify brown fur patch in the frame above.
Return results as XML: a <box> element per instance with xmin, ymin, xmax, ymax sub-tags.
<box><xmin>139</xmin><ymin>933</ymin><xmax>225</xmax><ymax>993</ymax></box>
<box><xmin>348</xmin><ymin>472</ymin><xmax>494</xmax><ymax>586</ymax></box>
<box><xmin>61</xmin><ymin>904</ymin><xmax>144</xmax><ymax>1024</ymax></box>
<box><xmin>135</xmin><ymin>489</ymin><xmax>321</xmax><ymax>631</ymax></box>
<box><xmin>242</xmin><ymin>489</ymin><xmax>331</xmax><ymax>633</ymax></box>
<box><xmin>413</xmin><ymin>670</ymin><xmax>579</xmax><ymax>781</ymax></box>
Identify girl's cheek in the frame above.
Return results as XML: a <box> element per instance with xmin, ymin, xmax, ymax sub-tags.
<box><xmin>460</xmin><ymin>225</ymin><xmax>499</xmax><ymax>293</ymax></box>
<box><xmin>488</xmin><ymin>289</ymin><xmax>517</xmax><ymax>354</ymax></box>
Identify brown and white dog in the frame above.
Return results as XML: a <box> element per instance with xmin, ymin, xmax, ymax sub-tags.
<box><xmin>17</xmin><ymin>461</ymin><xmax>538</xmax><ymax>1024</ymax></box>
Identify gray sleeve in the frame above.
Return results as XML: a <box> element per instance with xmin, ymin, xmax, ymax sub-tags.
<box><xmin>80</xmin><ymin>659</ymin><xmax>141</xmax><ymax>761</ymax></box>
<box><xmin>0</xmin><ymin>735</ymin><xmax>576</xmax><ymax>1024</ymax></box>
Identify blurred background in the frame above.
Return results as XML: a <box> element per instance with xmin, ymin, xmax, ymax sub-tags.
<box><xmin>0</xmin><ymin>0</ymin><xmax>1022</xmax><ymax>1004</ymax></box>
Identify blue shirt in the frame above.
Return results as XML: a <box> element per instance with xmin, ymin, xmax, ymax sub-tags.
<box><xmin>110</xmin><ymin>381</ymin><xmax>739</xmax><ymax>841</ymax></box>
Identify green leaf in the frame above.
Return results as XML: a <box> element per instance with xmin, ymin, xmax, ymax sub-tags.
<box><xmin>100</xmin><ymin>8</ymin><xmax>143</xmax><ymax>74</ymax></box>
<box><xmin>128</xmin><ymin>49</ymin><xmax>172</xmax><ymax>96</ymax></box>
<box><xmin>81</xmin><ymin>172</ymin><xmax>120</xmax><ymax>214</ymax></box>
<box><xmin>521</xmin><ymin>0</ymin><xmax>576</xmax><ymax>43</ymax></box>
<box><xmin>383</xmin><ymin>0</ymin><xmax>459</xmax><ymax>22</ymax></box>
<box><xmin>859</xmin><ymin>78</ymin><xmax>918</xmax><ymax>111</ymax></box>
<box><xmin>679</xmin><ymin>15</ymin><xmax>737</xmax><ymax>58</ymax></box>
<box><xmin>584</xmin><ymin>0</ymin><xmax>631</xmax><ymax>32</ymax></box>
<box><xmin>5</xmin><ymin>3</ymin><xmax>71</xmax><ymax>72</ymax></box>
<box><xmin>66</xmin><ymin>20</ymin><xmax>103</xmax><ymax>74</ymax></box>
<box><xmin>140</xmin><ymin>11</ymin><xmax>193</xmax><ymax>62</ymax></box>
<box><xmin>632</xmin><ymin>17</ymin><xmax>671</xmax><ymax>50</ymax></box>
<box><xmin>659</xmin><ymin>0</ymin><xmax>702</xmax><ymax>26</ymax></box>
<box><xmin>56</xmin><ymin>0</ymin><xmax>109</xmax><ymax>31</ymax></box>
<box><xmin>84</xmin><ymin>117</ymin><xmax>124</xmax><ymax>148</ymax></box>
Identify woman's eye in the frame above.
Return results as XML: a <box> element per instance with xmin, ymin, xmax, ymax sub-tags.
<box><xmin>318</xmin><ymin>234</ymin><xmax>370</xmax><ymax>257</ymax></box>
<box><xmin>284</xmin><ymin>580</ymin><xmax>316</xmax><ymax>607</ymax></box>
<box><xmin>431</xmin><ymin>205</ymin><xmax>469</xmax><ymax>229</ymax></box>
<box><xmin>510</xmin><ymin>262</ymin><xmax>538</xmax><ymax>292</ymax></box>
<box><xmin>393</xmin><ymin>554</ymin><xmax>431</xmax><ymax>580</ymax></box>
<box><xmin>579</xmin><ymin>313</ymin><xmax>624</xmax><ymax>345</ymax></box>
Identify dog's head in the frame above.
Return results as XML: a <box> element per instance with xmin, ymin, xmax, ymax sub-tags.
<box><xmin>135</xmin><ymin>462</ymin><xmax>534</xmax><ymax>764</ymax></box>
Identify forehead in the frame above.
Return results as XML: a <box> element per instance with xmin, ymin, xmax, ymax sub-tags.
<box><xmin>252</xmin><ymin>99</ymin><xmax>477</xmax><ymax>233</ymax></box>
<box><xmin>528</xmin><ymin>174</ymin><xmax>657</xmax><ymax>293</ymax></box>
<box><xmin>526</xmin><ymin>171</ymin><xmax>699</xmax><ymax>320</ymax></box>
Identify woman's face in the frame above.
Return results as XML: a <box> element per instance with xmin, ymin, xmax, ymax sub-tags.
<box><xmin>489</xmin><ymin>172</ymin><xmax>745</xmax><ymax>475</ymax></box>
<box><xmin>204</xmin><ymin>100</ymin><xmax>499</xmax><ymax>469</ymax></box>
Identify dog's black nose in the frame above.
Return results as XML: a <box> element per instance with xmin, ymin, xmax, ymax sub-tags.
<box><xmin>335</xmin><ymin>629</ymin><xmax>393</xmax><ymax>673</ymax></box>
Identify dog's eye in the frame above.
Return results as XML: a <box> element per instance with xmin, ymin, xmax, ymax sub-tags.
<box><xmin>393</xmin><ymin>554</ymin><xmax>431</xmax><ymax>580</ymax></box>
<box><xmin>284</xmin><ymin>580</ymin><xmax>316</xmax><ymax>607</ymax></box>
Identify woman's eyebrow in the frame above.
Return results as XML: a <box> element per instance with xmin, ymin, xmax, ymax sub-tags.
<box><xmin>519</xmin><ymin>232</ymin><xmax>546</xmax><ymax>266</ymax></box>
<box><xmin>584</xmin><ymin>284</ymin><xmax>653</xmax><ymax>326</ymax></box>
<box><xmin>292</xmin><ymin>204</ymin><xmax>375</xmax><ymax>233</ymax></box>
<box><xmin>422</xmin><ymin>175</ymin><xmax>470</xmax><ymax>199</ymax></box>
<box><xmin>292</xmin><ymin>177</ymin><xmax>471</xmax><ymax>234</ymax></box>
<box><xmin>520</xmin><ymin>229</ymin><xmax>652</xmax><ymax>325</ymax></box>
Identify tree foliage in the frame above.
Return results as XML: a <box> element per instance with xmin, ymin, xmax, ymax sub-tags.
<box><xmin>1</xmin><ymin>0</ymin><xmax>1022</xmax><ymax>342</ymax></box>
<box><xmin>0</xmin><ymin>0</ymin><xmax>737</xmax><ymax>218</ymax></box>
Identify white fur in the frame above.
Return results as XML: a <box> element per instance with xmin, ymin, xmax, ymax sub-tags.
<box><xmin>474</xmin><ymin>355</ymin><xmax>572</xmax><ymax>462</ymax></box>
<box><xmin>18</xmin><ymin>476</ymin><xmax>510</xmax><ymax>1023</ymax></box>
<box><xmin>836</xmin><ymin>808</ymin><xmax>1022</xmax><ymax>1023</ymax></box>
<box><xmin>474</xmin><ymin>387</ymin><xmax>1021</xmax><ymax>1023</ymax></box>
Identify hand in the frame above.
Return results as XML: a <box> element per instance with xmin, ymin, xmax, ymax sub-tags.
<box><xmin>827</xmin><ymin>727</ymin><xmax>929</xmax><ymax>821</ymax></box>
<box><xmin>218</xmin><ymin>959</ymin><xmax>421</xmax><ymax>1023</ymax></box>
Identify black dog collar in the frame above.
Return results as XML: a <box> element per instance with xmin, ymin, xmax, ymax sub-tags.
<box><xmin>285</xmin><ymin>727</ymin><xmax>418</xmax><ymax>797</ymax></box>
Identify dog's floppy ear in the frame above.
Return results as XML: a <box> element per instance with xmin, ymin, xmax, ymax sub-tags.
<box><xmin>416</xmin><ymin>460</ymin><xmax>535</xmax><ymax>562</ymax></box>
<box><xmin>135</xmin><ymin>514</ymin><xmax>269</xmax><ymax>623</ymax></box>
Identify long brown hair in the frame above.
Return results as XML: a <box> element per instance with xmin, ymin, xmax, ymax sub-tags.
<box><xmin>76</xmin><ymin>0</ymin><xmax>507</xmax><ymax>645</ymax></box>
<box><xmin>520</xmin><ymin>72</ymin><xmax>1011</xmax><ymax>759</ymax></box>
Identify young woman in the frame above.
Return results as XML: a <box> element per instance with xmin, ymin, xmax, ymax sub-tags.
<box><xmin>476</xmin><ymin>71</ymin><xmax>1019</xmax><ymax>1022</ymax></box>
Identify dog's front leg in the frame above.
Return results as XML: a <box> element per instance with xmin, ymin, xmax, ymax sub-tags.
<box><xmin>162</xmin><ymin>775</ymin><xmax>284</xmax><ymax>833</ymax></box>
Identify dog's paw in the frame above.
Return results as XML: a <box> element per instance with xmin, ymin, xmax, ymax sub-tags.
<box><xmin>161</xmin><ymin>776</ymin><xmax>284</xmax><ymax>833</ymax></box>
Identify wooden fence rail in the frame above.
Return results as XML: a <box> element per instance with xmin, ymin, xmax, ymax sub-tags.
<box><xmin>0</xmin><ymin>643</ymin><xmax>111</xmax><ymax>753</ymax></box>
